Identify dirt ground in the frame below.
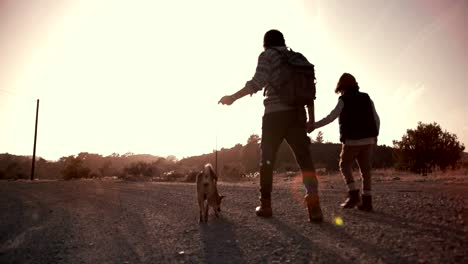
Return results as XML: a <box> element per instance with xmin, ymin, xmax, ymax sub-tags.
<box><xmin>0</xmin><ymin>171</ymin><xmax>467</xmax><ymax>264</ymax></box>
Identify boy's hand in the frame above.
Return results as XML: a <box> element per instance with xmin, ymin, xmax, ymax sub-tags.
<box><xmin>218</xmin><ymin>95</ymin><xmax>236</xmax><ymax>105</ymax></box>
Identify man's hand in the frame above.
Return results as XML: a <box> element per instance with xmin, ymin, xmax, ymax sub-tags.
<box><xmin>306</xmin><ymin>121</ymin><xmax>315</xmax><ymax>133</ymax></box>
<box><xmin>218</xmin><ymin>95</ymin><xmax>236</xmax><ymax>105</ymax></box>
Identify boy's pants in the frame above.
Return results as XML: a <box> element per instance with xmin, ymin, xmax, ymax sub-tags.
<box><xmin>339</xmin><ymin>144</ymin><xmax>375</xmax><ymax>195</ymax></box>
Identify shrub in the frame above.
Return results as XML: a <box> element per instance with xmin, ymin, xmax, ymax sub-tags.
<box><xmin>393</xmin><ymin>122</ymin><xmax>465</xmax><ymax>174</ymax></box>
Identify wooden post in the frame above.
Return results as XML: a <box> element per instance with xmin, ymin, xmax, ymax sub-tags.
<box><xmin>215</xmin><ymin>136</ymin><xmax>218</xmax><ymax>175</ymax></box>
<box><xmin>30</xmin><ymin>99</ymin><xmax>39</xmax><ymax>180</ymax></box>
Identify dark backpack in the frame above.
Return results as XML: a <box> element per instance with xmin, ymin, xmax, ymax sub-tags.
<box><xmin>268</xmin><ymin>48</ymin><xmax>316</xmax><ymax>106</ymax></box>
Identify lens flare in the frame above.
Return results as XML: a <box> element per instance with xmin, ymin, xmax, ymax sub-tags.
<box><xmin>334</xmin><ymin>217</ymin><xmax>344</xmax><ymax>226</ymax></box>
<box><xmin>288</xmin><ymin>172</ymin><xmax>306</xmax><ymax>205</ymax></box>
<box><xmin>287</xmin><ymin>170</ymin><xmax>320</xmax><ymax>205</ymax></box>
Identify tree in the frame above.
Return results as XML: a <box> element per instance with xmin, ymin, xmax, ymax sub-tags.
<box><xmin>124</xmin><ymin>161</ymin><xmax>154</xmax><ymax>177</ymax></box>
<box><xmin>60</xmin><ymin>155</ymin><xmax>91</xmax><ymax>180</ymax></box>
<box><xmin>393</xmin><ymin>122</ymin><xmax>465</xmax><ymax>174</ymax></box>
<box><xmin>241</xmin><ymin>134</ymin><xmax>261</xmax><ymax>173</ymax></box>
<box><xmin>77</xmin><ymin>152</ymin><xmax>105</xmax><ymax>177</ymax></box>
<box><xmin>246</xmin><ymin>134</ymin><xmax>261</xmax><ymax>145</ymax></box>
<box><xmin>98</xmin><ymin>159</ymin><xmax>112</xmax><ymax>177</ymax></box>
<box><xmin>166</xmin><ymin>155</ymin><xmax>178</xmax><ymax>163</ymax></box>
<box><xmin>0</xmin><ymin>154</ymin><xmax>33</xmax><ymax>180</ymax></box>
<box><xmin>276</xmin><ymin>141</ymin><xmax>298</xmax><ymax>171</ymax></box>
<box><xmin>315</xmin><ymin>131</ymin><xmax>324</xmax><ymax>144</ymax></box>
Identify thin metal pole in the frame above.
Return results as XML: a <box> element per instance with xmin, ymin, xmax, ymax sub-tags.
<box><xmin>30</xmin><ymin>99</ymin><xmax>39</xmax><ymax>180</ymax></box>
<box><xmin>215</xmin><ymin>135</ymin><xmax>218</xmax><ymax>175</ymax></box>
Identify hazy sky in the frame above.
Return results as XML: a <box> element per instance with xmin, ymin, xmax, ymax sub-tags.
<box><xmin>1</xmin><ymin>0</ymin><xmax>467</xmax><ymax>161</ymax></box>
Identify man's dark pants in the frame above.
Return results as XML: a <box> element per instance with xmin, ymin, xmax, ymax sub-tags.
<box><xmin>260</xmin><ymin>108</ymin><xmax>318</xmax><ymax>199</ymax></box>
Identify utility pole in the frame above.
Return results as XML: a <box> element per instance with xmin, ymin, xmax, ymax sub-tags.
<box><xmin>215</xmin><ymin>136</ymin><xmax>218</xmax><ymax>175</ymax></box>
<box><xmin>30</xmin><ymin>99</ymin><xmax>39</xmax><ymax>180</ymax></box>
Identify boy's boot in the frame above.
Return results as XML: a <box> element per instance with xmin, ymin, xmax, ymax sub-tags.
<box><xmin>304</xmin><ymin>194</ymin><xmax>323</xmax><ymax>223</ymax></box>
<box><xmin>256</xmin><ymin>193</ymin><xmax>272</xmax><ymax>217</ymax></box>
<box><xmin>340</xmin><ymin>190</ymin><xmax>361</xmax><ymax>208</ymax></box>
<box><xmin>358</xmin><ymin>195</ymin><xmax>373</xmax><ymax>212</ymax></box>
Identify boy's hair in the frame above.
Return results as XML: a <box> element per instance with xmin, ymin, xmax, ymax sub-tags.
<box><xmin>335</xmin><ymin>73</ymin><xmax>359</xmax><ymax>94</ymax></box>
<box><xmin>263</xmin><ymin>29</ymin><xmax>286</xmax><ymax>48</ymax></box>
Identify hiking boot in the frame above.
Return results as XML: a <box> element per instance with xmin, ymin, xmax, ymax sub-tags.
<box><xmin>255</xmin><ymin>198</ymin><xmax>272</xmax><ymax>218</ymax></box>
<box><xmin>358</xmin><ymin>195</ymin><xmax>373</xmax><ymax>212</ymax></box>
<box><xmin>341</xmin><ymin>190</ymin><xmax>361</xmax><ymax>209</ymax></box>
<box><xmin>304</xmin><ymin>194</ymin><xmax>323</xmax><ymax>223</ymax></box>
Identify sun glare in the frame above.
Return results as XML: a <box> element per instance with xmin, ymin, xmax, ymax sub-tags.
<box><xmin>3</xmin><ymin>0</ymin><xmax>298</xmax><ymax>160</ymax></box>
<box><xmin>1</xmin><ymin>0</ymin><xmax>467</xmax><ymax>160</ymax></box>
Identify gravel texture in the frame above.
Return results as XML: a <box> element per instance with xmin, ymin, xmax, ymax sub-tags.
<box><xmin>0</xmin><ymin>172</ymin><xmax>467</xmax><ymax>264</ymax></box>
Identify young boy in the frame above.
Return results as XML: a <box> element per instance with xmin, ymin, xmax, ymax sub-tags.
<box><xmin>312</xmin><ymin>73</ymin><xmax>379</xmax><ymax>211</ymax></box>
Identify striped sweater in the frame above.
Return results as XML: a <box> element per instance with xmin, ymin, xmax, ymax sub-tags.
<box><xmin>245</xmin><ymin>46</ymin><xmax>297</xmax><ymax>114</ymax></box>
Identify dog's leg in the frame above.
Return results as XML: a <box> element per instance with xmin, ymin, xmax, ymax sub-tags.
<box><xmin>199</xmin><ymin>207</ymin><xmax>203</xmax><ymax>223</ymax></box>
<box><xmin>198</xmin><ymin>196</ymin><xmax>204</xmax><ymax>223</ymax></box>
<box><xmin>204</xmin><ymin>200</ymin><xmax>209</xmax><ymax>222</ymax></box>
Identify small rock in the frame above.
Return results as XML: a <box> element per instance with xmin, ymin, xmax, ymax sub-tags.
<box><xmin>273</xmin><ymin>248</ymin><xmax>283</xmax><ymax>255</ymax></box>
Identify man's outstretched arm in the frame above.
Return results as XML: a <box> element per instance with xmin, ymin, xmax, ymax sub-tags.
<box><xmin>218</xmin><ymin>86</ymin><xmax>252</xmax><ymax>105</ymax></box>
<box><xmin>219</xmin><ymin>51</ymin><xmax>270</xmax><ymax>106</ymax></box>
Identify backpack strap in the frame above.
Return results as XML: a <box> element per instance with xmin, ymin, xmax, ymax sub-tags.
<box><xmin>263</xmin><ymin>47</ymin><xmax>291</xmax><ymax>96</ymax></box>
<box><xmin>269</xmin><ymin>47</ymin><xmax>293</xmax><ymax>57</ymax></box>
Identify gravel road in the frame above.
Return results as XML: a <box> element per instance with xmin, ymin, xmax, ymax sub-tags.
<box><xmin>1</xmin><ymin>173</ymin><xmax>467</xmax><ymax>264</ymax></box>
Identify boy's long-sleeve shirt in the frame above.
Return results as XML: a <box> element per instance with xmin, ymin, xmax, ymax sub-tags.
<box><xmin>314</xmin><ymin>98</ymin><xmax>380</xmax><ymax>145</ymax></box>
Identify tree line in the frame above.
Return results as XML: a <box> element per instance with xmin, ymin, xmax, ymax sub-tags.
<box><xmin>0</xmin><ymin>122</ymin><xmax>466</xmax><ymax>181</ymax></box>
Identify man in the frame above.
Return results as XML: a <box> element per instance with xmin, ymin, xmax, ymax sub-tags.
<box><xmin>218</xmin><ymin>29</ymin><xmax>323</xmax><ymax>222</ymax></box>
<box><xmin>312</xmin><ymin>73</ymin><xmax>379</xmax><ymax>211</ymax></box>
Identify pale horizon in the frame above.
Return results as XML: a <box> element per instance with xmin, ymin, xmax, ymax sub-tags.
<box><xmin>1</xmin><ymin>0</ymin><xmax>467</xmax><ymax>161</ymax></box>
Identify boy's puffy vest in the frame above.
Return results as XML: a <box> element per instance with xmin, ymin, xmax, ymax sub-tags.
<box><xmin>339</xmin><ymin>91</ymin><xmax>378</xmax><ymax>142</ymax></box>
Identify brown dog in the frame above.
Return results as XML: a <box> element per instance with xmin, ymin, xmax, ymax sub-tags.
<box><xmin>196</xmin><ymin>163</ymin><xmax>224</xmax><ymax>223</ymax></box>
